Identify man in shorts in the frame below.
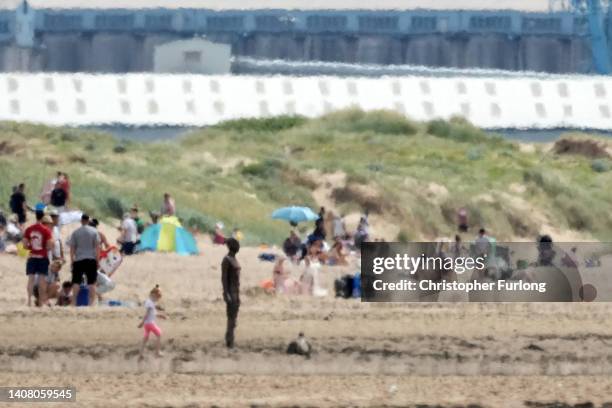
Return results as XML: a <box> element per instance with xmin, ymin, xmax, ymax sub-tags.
<box><xmin>23</xmin><ymin>211</ymin><xmax>53</xmax><ymax>307</ymax></box>
<box><xmin>68</xmin><ymin>214</ymin><xmax>100</xmax><ymax>306</ymax></box>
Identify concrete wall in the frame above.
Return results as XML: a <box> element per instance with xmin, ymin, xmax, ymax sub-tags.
<box><xmin>0</xmin><ymin>32</ymin><xmax>594</xmax><ymax>73</ymax></box>
<box><xmin>1</xmin><ymin>73</ymin><xmax>611</xmax><ymax>129</ymax></box>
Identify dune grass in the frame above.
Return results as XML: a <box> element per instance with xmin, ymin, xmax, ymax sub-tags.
<box><xmin>1</xmin><ymin>109</ymin><xmax>612</xmax><ymax>244</ymax></box>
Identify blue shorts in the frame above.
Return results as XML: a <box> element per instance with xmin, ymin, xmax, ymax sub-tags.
<box><xmin>26</xmin><ymin>258</ymin><xmax>49</xmax><ymax>276</ymax></box>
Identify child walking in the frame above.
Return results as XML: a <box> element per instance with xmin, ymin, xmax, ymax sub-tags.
<box><xmin>138</xmin><ymin>285</ymin><xmax>166</xmax><ymax>359</ymax></box>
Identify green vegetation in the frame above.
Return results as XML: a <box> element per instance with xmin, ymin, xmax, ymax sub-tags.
<box><xmin>1</xmin><ymin>109</ymin><xmax>612</xmax><ymax>244</ymax></box>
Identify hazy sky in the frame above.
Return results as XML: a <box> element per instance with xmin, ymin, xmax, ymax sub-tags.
<box><xmin>0</xmin><ymin>0</ymin><xmax>551</xmax><ymax>11</ymax></box>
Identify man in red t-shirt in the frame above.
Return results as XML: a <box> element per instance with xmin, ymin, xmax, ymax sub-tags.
<box><xmin>23</xmin><ymin>211</ymin><xmax>53</xmax><ymax>307</ymax></box>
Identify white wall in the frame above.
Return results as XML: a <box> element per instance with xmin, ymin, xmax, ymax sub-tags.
<box><xmin>0</xmin><ymin>73</ymin><xmax>611</xmax><ymax>129</ymax></box>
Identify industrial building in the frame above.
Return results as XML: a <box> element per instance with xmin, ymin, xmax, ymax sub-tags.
<box><xmin>0</xmin><ymin>0</ymin><xmax>609</xmax><ymax>73</ymax></box>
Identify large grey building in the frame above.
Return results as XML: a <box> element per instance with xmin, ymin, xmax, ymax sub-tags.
<box><xmin>0</xmin><ymin>0</ymin><xmax>602</xmax><ymax>73</ymax></box>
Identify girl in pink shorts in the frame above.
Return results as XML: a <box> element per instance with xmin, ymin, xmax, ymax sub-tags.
<box><xmin>138</xmin><ymin>285</ymin><xmax>167</xmax><ymax>359</ymax></box>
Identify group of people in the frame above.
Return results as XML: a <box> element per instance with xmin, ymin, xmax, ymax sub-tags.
<box><xmin>273</xmin><ymin>207</ymin><xmax>368</xmax><ymax>297</ymax></box>
<box><xmin>22</xmin><ymin>210</ymin><xmax>104</xmax><ymax>307</ymax></box>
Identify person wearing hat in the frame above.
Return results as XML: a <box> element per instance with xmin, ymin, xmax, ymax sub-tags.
<box><xmin>33</xmin><ymin>216</ymin><xmax>62</xmax><ymax>306</ymax></box>
<box><xmin>67</xmin><ymin>214</ymin><xmax>101</xmax><ymax>306</ymax></box>
<box><xmin>23</xmin><ymin>211</ymin><xmax>53</xmax><ymax>307</ymax></box>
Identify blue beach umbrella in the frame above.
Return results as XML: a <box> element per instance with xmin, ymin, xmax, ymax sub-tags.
<box><xmin>271</xmin><ymin>206</ymin><xmax>319</xmax><ymax>224</ymax></box>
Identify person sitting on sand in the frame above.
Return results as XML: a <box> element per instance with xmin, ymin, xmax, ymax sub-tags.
<box><xmin>300</xmin><ymin>239</ymin><xmax>328</xmax><ymax>297</ymax></box>
<box><xmin>328</xmin><ymin>238</ymin><xmax>348</xmax><ymax>266</ymax></box>
<box><xmin>33</xmin><ymin>260</ymin><xmax>61</xmax><ymax>307</ymax></box>
<box><xmin>213</xmin><ymin>222</ymin><xmax>226</xmax><ymax>245</ymax></box>
<box><xmin>5</xmin><ymin>214</ymin><xmax>22</xmax><ymax>243</ymax></box>
<box><xmin>138</xmin><ymin>285</ymin><xmax>167</xmax><ymax>359</ymax></box>
<box><xmin>273</xmin><ymin>256</ymin><xmax>299</xmax><ymax>295</ymax></box>
<box><xmin>56</xmin><ymin>281</ymin><xmax>73</xmax><ymax>306</ymax></box>
<box><xmin>282</xmin><ymin>230</ymin><xmax>301</xmax><ymax>261</ymax></box>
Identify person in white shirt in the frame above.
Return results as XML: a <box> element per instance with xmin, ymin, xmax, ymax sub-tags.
<box><xmin>49</xmin><ymin>210</ymin><xmax>64</xmax><ymax>262</ymax></box>
<box><xmin>138</xmin><ymin>285</ymin><xmax>167</xmax><ymax>359</ymax></box>
<box><xmin>118</xmin><ymin>213</ymin><xmax>138</xmax><ymax>255</ymax></box>
<box><xmin>474</xmin><ymin>228</ymin><xmax>490</xmax><ymax>258</ymax></box>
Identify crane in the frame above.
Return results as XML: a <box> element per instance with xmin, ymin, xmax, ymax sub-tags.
<box><xmin>550</xmin><ymin>0</ymin><xmax>611</xmax><ymax>74</ymax></box>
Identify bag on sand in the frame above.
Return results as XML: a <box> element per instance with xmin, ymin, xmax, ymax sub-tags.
<box><xmin>334</xmin><ymin>274</ymin><xmax>354</xmax><ymax>299</ymax></box>
<box><xmin>96</xmin><ymin>272</ymin><xmax>116</xmax><ymax>294</ymax></box>
<box><xmin>76</xmin><ymin>285</ymin><xmax>89</xmax><ymax>306</ymax></box>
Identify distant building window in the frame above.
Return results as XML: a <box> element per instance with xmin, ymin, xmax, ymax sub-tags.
<box><xmin>0</xmin><ymin>20</ymin><xmax>9</xmax><ymax>34</ymax></box>
<box><xmin>145</xmin><ymin>14</ymin><xmax>173</xmax><ymax>30</ymax></box>
<box><xmin>411</xmin><ymin>16</ymin><xmax>437</xmax><ymax>31</ymax></box>
<box><xmin>43</xmin><ymin>13</ymin><xmax>82</xmax><ymax>30</ymax></box>
<box><xmin>47</xmin><ymin>100</ymin><xmax>58</xmax><ymax>114</ymax></box>
<box><xmin>522</xmin><ymin>17</ymin><xmax>561</xmax><ymax>32</ymax></box>
<box><xmin>184</xmin><ymin>51</ymin><xmax>202</xmax><ymax>64</ymax></box>
<box><xmin>95</xmin><ymin>14</ymin><xmax>134</xmax><ymax>30</ymax></box>
<box><xmin>306</xmin><ymin>15</ymin><xmax>347</xmax><ymax>31</ymax></box>
<box><xmin>207</xmin><ymin>16</ymin><xmax>244</xmax><ymax>31</ymax></box>
<box><xmin>255</xmin><ymin>15</ymin><xmax>294</xmax><ymax>31</ymax></box>
<box><xmin>530</xmin><ymin>82</ymin><xmax>542</xmax><ymax>97</ymax></box>
<box><xmin>76</xmin><ymin>99</ymin><xmax>86</xmax><ymax>115</ymax></box>
<box><xmin>419</xmin><ymin>81</ymin><xmax>430</xmax><ymax>94</ymax></box>
<box><xmin>469</xmin><ymin>16</ymin><xmax>511</xmax><ymax>31</ymax></box>
<box><xmin>7</xmin><ymin>78</ymin><xmax>18</xmax><ymax>92</ymax></box>
<box><xmin>358</xmin><ymin>16</ymin><xmax>398</xmax><ymax>31</ymax></box>
<box><xmin>10</xmin><ymin>100</ymin><xmax>19</xmax><ymax>114</ymax></box>
<box><xmin>391</xmin><ymin>81</ymin><xmax>401</xmax><ymax>95</ymax></box>
<box><xmin>535</xmin><ymin>103</ymin><xmax>546</xmax><ymax>118</ymax></box>
<box><xmin>285</xmin><ymin>101</ymin><xmax>296</xmax><ymax>114</ymax></box>
<box><xmin>558</xmin><ymin>82</ymin><xmax>569</xmax><ymax>98</ymax></box>
<box><xmin>456</xmin><ymin>82</ymin><xmax>467</xmax><ymax>94</ymax></box>
<box><xmin>485</xmin><ymin>82</ymin><xmax>497</xmax><ymax>96</ymax></box>
<box><xmin>594</xmin><ymin>83</ymin><xmax>607</xmax><ymax>98</ymax></box>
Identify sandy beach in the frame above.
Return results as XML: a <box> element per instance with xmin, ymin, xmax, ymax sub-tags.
<box><xmin>2</xmin><ymin>232</ymin><xmax>612</xmax><ymax>408</ymax></box>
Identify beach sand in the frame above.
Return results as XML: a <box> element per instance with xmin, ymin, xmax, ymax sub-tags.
<box><xmin>2</xmin><ymin>235</ymin><xmax>612</xmax><ymax>407</ymax></box>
